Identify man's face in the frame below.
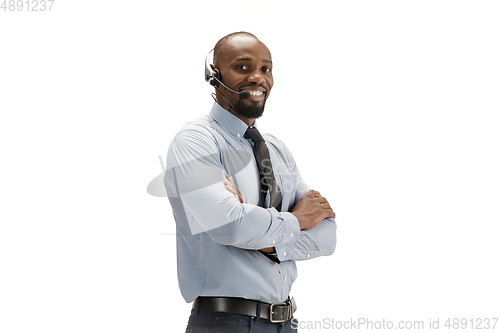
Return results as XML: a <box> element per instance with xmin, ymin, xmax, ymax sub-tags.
<box><xmin>215</xmin><ymin>36</ymin><xmax>274</xmax><ymax>119</ymax></box>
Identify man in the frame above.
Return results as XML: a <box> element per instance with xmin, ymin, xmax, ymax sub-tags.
<box><xmin>164</xmin><ymin>32</ymin><xmax>337</xmax><ymax>333</ymax></box>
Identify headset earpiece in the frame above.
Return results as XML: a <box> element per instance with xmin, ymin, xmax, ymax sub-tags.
<box><xmin>205</xmin><ymin>49</ymin><xmax>220</xmax><ymax>86</ymax></box>
<box><xmin>204</xmin><ymin>48</ymin><xmax>248</xmax><ymax>99</ymax></box>
<box><xmin>210</xmin><ymin>69</ymin><xmax>221</xmax><ymax>86</ymax></box>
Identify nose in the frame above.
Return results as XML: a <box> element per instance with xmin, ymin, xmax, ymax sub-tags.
<box><xmin>247</xmin><ymin>69</ymin><xmax>265</xmax><ymax>85</ymax></box>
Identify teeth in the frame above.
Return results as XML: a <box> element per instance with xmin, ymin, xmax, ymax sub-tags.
<box><xmin>250</xmin><ymin>91</ymin><xmax>262</xmax><ymax>96</ymax></box>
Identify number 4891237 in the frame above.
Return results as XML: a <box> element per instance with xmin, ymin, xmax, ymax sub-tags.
<box><xmin>1</xmin><ymin>0</ymin><xmax>55</xmax><ymax>11</ymax></box>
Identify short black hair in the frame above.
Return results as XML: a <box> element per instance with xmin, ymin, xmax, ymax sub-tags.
<box><xmin>213</xmin><ymin>31</ymin><xmax>258</xmax><ymax>66</ymax></box>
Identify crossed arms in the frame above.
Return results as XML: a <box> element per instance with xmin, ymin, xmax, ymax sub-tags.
<box><xmin>165</xmin><ymin>128</ymin><xmax>337</xmax><ymax>261</ymax></box>
<box><xmin>224</xmin><ymin>174</ymin><xmax>336</xmax><ymax>255</ymax></box>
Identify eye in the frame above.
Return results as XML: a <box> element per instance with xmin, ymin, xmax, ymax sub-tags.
<box><xmin>262</xmin><ymin>67</ymin><xmax>272</xmax><ymax>74</ymax></box>
<box><xmin>236</xmin><ymin>64</ymin><xmax>249</xmax><ymax>70</ymax></box>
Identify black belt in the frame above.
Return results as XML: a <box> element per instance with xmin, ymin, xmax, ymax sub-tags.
<box><xmin>192</xmin><ymin>296</ymin><xmax>297</xmax><ymax>323</ymax></box>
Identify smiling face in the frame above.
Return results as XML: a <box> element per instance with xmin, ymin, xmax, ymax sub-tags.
<box><xmin>213</xmin><ymin>35</ymin><xmax>273</xmax><ymax>124</ymax></box>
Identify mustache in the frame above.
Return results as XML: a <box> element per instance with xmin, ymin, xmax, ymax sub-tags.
<box><xmin>239</xmin><ymin>83</ymin><xmax>268</xmax><ymax>92</ymax></box>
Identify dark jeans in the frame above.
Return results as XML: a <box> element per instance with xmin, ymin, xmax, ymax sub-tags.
<box><xmin>185</xmin><ymin>308</ymin><xmax>299</xmax><ymax>333</ymax></box>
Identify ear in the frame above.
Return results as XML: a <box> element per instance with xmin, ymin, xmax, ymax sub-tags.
<box><xmin>210</xmin><ymin>64</ymin><xmax>216</xmax><ymax>71</ymax></box>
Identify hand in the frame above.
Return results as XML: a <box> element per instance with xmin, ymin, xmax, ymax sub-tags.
<box><xmin>259</xmin><ymin>247</ymin><xmax>275</xmax><ymax>253</ymax></box>
<box><xmin>223</xmin><ymin>174</ymin><xmax>243</xmax><ymax>203</ymax></box>
<box><xmin>291</xmin><ymin>190</ymin><xmax>335</xmax><ymax>230</ymax></box>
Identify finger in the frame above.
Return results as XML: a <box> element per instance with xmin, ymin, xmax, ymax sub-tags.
<box><xmin>225</xmin><ymin>184</ymin><xmax>237</xmax><ymax>196</ymax></box>
<box><xmin>325</xmin><ymin>207</ymin><xmax>335</xmax><ymax>219</ymax></box>
<box><xmin>316</xmin><ymin>197</ymin><xmax>329</xmax><ymax>204</ymax></box>
<box><xmin>318</xmin><ymin>196</ymin><xmax>332</xmax><ymax>208</ymax></box>
<box><xmin>230</xmin><ymin>179</ymin><xmax>241</xmax><ymax>194</ymax></box>
<box><xmin>225</xmin><ymin>176</ymin><xmax>236</xmax><ymax>188</ymax></box>
<box><xmin>226</xmin><ymin>186</ymin><xmax>241</xmax><ymax>202</ymax></box>
<box><xmin>317</xmin><ymin>199</ymin><xmax>332</xmax><ymax>210</ymax></box>
<box><xmin>320</xmin><ymin>201</ymin><xmax>332</xmax><ymax>210</ymax></box>
<box><xmin>309</xmin><ymin>190</ymin><xmax>322</xmax><ymax>198</ymax></box>
<box><xmin>226</xmin><ymin>175</ymin><xmax>236</xmax><ymax>187</ymax></box>
<box><xmin>321</xmin><ymin>211</ymin><xmax>334</xmax><ymax>220</ymax></box>
<box><xmin>307</xmin><ymin>189</ymin><xmax>319</xmax><ymax>196</ymax></box>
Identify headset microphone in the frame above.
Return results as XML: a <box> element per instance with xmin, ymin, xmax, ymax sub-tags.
<box><xmin>237</xmin><ymin>90</ymin><xmax>251</xmax><ymax>99</ymax></box>
<box><xmin>205</xmin><ymin>49</ymin><xmax>251</xmax><ymax>100</ymax></box>
<box><xmin>210</xmin><ymin>75</ymin><xmax>251</xmax><ymax>99</ymax></box>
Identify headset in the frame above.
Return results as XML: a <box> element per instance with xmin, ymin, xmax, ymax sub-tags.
<box><xmin>204</xmin><ymin>49</ymin><xmax>220</xmax><ymax>87</ymax></box>
<box><xmin>204</xmin><ymin>49</ymin><xmax>250</xmax><ymax>99</ymax></box>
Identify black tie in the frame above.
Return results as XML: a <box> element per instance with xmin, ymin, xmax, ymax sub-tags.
<box><xmin>244</xmin><ymin>127</ymin><xmax>282</xmax><ymax>212</ymax></box>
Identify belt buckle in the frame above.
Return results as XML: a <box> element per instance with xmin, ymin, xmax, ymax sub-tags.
<box><xmin>269</xmin><ymin>301</ymin><xmax>291</xmax><ymax>323</ymax></box>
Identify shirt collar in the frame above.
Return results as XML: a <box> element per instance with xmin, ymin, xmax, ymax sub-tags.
<box><xmin>209</xmin><ymin>102</ymin><xmax>257</xmax><ymax>140</ymax></box>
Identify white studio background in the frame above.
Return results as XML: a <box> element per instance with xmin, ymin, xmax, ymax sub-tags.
<box><xmin>1</xmin><ymin>1</ymin><xmax>499</xmax><ymax>332</ymax></box>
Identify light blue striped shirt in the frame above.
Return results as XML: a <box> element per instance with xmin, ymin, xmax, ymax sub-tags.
<box><xmin>164</xmin><ymin>102</ymin><xmax>337</xmax><ymax>304</ymax></box>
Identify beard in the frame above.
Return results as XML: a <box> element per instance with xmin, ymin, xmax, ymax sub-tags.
<box><xmin>233</xmin><ymin>99</ymin><xmax>267</xmax><ymax>119</ymax></box>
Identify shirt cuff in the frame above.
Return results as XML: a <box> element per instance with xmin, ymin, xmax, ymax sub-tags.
<box><xmin>273</xmin><ymin>211</ymin><xmax>300</xmax><ymax>261</ymax></box>
<box><xmin>245</xmin><ymin>209</ymin><xmax>300</xmax><ymax>250</ymax></box>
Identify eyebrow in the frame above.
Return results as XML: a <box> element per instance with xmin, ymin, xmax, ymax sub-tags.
<box><xmin>235</xmin><ymin>57</ymin><xmax>273</xmax><ymax>64</ymax></box>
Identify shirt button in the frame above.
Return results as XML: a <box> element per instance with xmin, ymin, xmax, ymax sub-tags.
<box><xmin>272</xmin><ymin>240</ymin><xmax>275</xmax><ymax>244</ymax></box>
<box><xmin>306</xmin><ymin>254</ymin><xmax>310</xmax><ymax>258</ymax></box>
<box><xmin>284</xmin><ymin>276</ymin><xmax>287</xmax><ymax>282</ymax></box>
<box><xmin>283</xmin><ymin>251</ymin><xmax>287</xmax><ymax>257</ymax></box>
<box><xmin>290</xmin><ymin>233</ymin><xmax>294</xmax><ymax>238</ymax></box>
<box><xmin>237</xmin><ymin>133</ymin><xmax>240</xmax><ymax>138</ymax></box>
